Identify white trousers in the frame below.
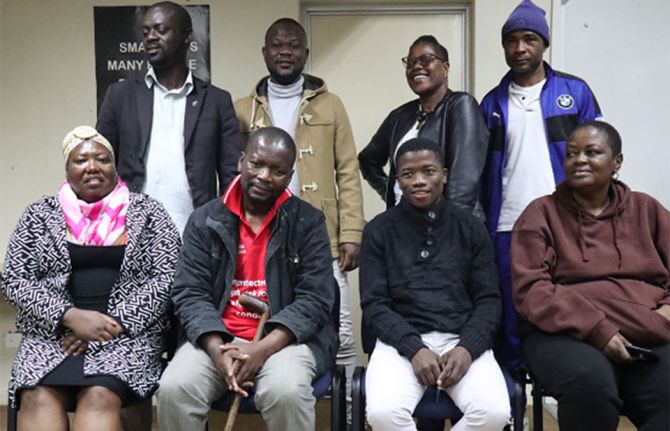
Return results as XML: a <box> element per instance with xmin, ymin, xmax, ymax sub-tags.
<box><xmin>365</xmin><ymin>333</ymin><xmax>510</xmax><ymax>431</ymax></box>
<box><xmin>333</xmin><ymin>259</ymin><xmax>357</xmax><ymax>366</ymax></box>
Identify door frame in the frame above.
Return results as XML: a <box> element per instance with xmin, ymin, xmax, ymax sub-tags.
<box><xmin>302</xmin><ymin>3</ymin><xmax>471</xmax><ymax>92</ymax></box>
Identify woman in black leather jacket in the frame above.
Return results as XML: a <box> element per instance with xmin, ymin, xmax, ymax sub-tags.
<box><xmin>358</xmin><ymin>35</ymin><xmax>488</xmax><ymax>219</ymax></box>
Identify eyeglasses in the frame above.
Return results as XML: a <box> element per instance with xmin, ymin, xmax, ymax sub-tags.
<box><xmin>401</xmin><ymin>54</ymin><xmax>446</xmax><ymax>69</ymax></box>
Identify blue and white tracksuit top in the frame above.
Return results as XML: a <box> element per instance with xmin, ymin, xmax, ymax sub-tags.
<box><xmin>480</xmin><ymin>62</ymin><xmax>602</xmax><ymax>238</ymax></box>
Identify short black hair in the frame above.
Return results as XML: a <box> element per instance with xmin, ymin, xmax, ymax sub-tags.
<box><xmin>265</xmin><ymin>18</ymin><xmax>307</xmax><ymax>46</ymax></box>
<box><xmin>247</xmin><ymin>127</ymin><xmax>297</xmax><ymax>165</ymax></box>
<box><xmin>411</xmin><ymin>35</ymin><xmax>449</xmax><ymax>64</ymax></box>
<box><xmin>571</xmin><ymin>120</ymin><xmax>622</xmax><ymax>156</ymax></box>
<box><xmin>148</xmin><ymin>1</ymin><xmax>192</xmax><ymax>32</ymax></box>
<box><xmin>394</xmin><ymin>137</ymin><xmax>444</xmax><ymax>168</ymax></box>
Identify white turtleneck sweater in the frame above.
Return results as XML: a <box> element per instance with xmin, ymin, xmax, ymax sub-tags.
<box><xmin>267</xmin><ymin>75</ymin><xmax>304</xmax><ymax>196</ymax></box>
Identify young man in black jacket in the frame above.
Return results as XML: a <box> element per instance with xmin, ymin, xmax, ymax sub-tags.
<box><xmin>360</xmin><ymin>138</ymin><xmax>509</xmax><ymax>431</ymax></box>
<box><xmin>157</xmin><ymin>127</ymin><xmax>338</xmax><ymax>431</ymax></box>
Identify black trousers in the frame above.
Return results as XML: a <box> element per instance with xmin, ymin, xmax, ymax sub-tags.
<box><xmin>524</xmin><ymin>331</ymin><xmax>669</xmax><ymax>431</ymax></box>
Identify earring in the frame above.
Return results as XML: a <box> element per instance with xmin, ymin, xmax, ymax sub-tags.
<box><xmin>612</xmin><ymin>171</ymin><xmax>620</xmax><ymax>180</ymax></box>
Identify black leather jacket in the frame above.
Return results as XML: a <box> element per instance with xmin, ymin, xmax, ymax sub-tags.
<box><xmin>358</xmin><ymin>91</ymin><xmax>488</xmax><ymax>220</ymax></box>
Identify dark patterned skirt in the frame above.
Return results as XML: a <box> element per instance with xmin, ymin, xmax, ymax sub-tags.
<box><xmin>29</xmin><ymin>242</ymin><xmax>138</xmax><ymax>406</ymax></box>
<box><xmin>40</xmin><ymin>355</ymin><xmax>138</xmax><ymax>405</ymax></box>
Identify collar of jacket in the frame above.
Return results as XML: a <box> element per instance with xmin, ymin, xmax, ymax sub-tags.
<box><xmin>389</xmin><ymin>90</ymin><xmax>457</xmax><ymax>167</ymax></box>
<box><xmin>420</xmin><ymin>89</ymin><xmax>454</xmax><ymax>121</ymax></box>
<box><xmin>134</xmin><ymin>73</ymin><xmax>208</xmax><ymax>94</ymax></box>
<box><xmin>495</xmin><ymin>60</ymin><xmax>554</xmax><ymax>101</ymax></box>
<box><xmin>204</xmin><ymin>197</ymin><xmax>292</xmax><ymax>263</ymax></box>
<box><xmin>249</xmin><ymin>74</ymin><xmax>329</xmax><ymax>130</ymax></box>
<box><xmin>132</xmin><ymin>74</ymin><xmax>208</xmax><ymax>152</ymax></box>
<box><xmin>397</xmin><ymin>195</ymin><xmax>448</xmax><ymax>226</ymax></box>
<box><xmin>253</xmin><ymin>74</ymin><xmax>326</xmax><ymax>101</ymax></box>
<box><xmin>392</xmin><ymin>89</ymin><xmax>456</xmax><ymax>138</ymax></box>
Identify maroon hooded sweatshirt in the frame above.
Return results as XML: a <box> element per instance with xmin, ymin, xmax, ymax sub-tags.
<box><xmin>511</xmin><ymin>180</ymin><xmax>670</xmax><ymax>349</ymax></box>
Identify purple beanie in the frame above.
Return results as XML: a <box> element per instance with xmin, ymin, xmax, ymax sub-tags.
<box><xmin>502</xmin><ymin>0</ymin><xmax>550</xmax><ymax>46</ymax></box>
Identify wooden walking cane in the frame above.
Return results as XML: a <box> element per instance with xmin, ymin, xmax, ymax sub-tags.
<box><xmin>223</xmin><ymin>293</ymin><xmax>270</xmax><ymax>431</ymax></box>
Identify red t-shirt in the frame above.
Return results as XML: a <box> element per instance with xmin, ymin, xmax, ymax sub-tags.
<box><xmin>221</xmin><ymin>176</ymin><xmax>291</xmax><ymax>340</ymax></box>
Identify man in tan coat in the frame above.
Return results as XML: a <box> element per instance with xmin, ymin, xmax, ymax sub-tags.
<box><xmin>234</xmin><ymin>18</ymin><xmax>364</xmax><ymax>419</ymax></box>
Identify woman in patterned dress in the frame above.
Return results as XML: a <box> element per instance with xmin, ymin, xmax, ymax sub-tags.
<box><xmin>1</xmin><ymin>126</ymin><xmax>180</xmax><ymax>430</ymax></box>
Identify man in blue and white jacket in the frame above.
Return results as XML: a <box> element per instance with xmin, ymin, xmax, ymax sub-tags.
<box><xmin>480</xmin><ymin>0</ymin><xmax>602</xmax><ymax>370</ymax></box>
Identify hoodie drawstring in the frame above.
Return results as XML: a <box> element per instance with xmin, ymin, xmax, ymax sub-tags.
<box><xmin>577</xmin><ymin>208</ymin><xmax>589</xmax><ymax>262</ymax></box>
<box><xmin>611</xmin><ymin>212</ymin><xmax>623</xmax><ymax>269</ymax></box>
<box><xmin>576</xmin><ymin>199</ymin><xmax>624</xmax><ymax>268</ymax></box>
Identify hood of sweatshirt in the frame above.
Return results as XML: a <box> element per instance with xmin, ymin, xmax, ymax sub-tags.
<box><xmin>243</xmin><ymin>74</ymin><xmax>328</xmax><ymax>132</ymax></box>
<box><xmin>554</xmin><ymin>180</ymin><xmax>630</xmax><ymax>267</ymax></box>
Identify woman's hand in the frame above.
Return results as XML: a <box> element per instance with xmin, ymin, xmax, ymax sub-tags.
<box><xmin>654</xmin><ymin>304</ymin><xmax>670</xmax><ymax>321</ymax></box>
<box><xmin>62</xmin><ymin>308</ymin><xmax>122</xmax><ymax>342</ymax></box>
<box><xmin>60</xmin><ymin>332</ymin><xmax>88</xmax><ymax>355</ymax></box>
<box><xmin>602</xmin><ymin>332</ymin><xmax>633</xmax><ymax>364</ymax></box>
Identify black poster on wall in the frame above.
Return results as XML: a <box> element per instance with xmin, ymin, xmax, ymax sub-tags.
<box><xmin>93</xmin><ymin>5</ymin><xmax>210</xmax><ymax>112</ymax></box>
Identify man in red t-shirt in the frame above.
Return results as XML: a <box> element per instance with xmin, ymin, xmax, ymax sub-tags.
<box><xmin>158</xmin><ymin>127</ymin><xmax>338</xmax><ymax>431</ymax></box>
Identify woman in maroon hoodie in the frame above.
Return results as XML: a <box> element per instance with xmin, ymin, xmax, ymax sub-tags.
<box><xmin>511</xmin><ymin>121</ymin><xmax>669</xmax><ymax>431</ymax></box>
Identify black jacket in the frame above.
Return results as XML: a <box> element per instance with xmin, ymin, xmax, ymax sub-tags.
<box><xmin>359</xmin><ymin>197</ymin><xmax>501</xmax><ymax>361</ymax></box>
<box><xmin>358</xmin><ymin>91</ymin><xmax>488</xmax><ymax>220</ymax></box>
<box><xmin>96</xmin><ymin>75</ymin><xmax>243</xmax><ymax>208</ymax></box>
<box><xmin>172</xmin><ymin>196</ymin><xmax>338</xmax><ymax>375</ymax></box>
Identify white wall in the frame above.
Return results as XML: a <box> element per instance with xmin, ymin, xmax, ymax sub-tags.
<box><xmin>552</xmin><ymin>0</ymin><xmax>670</xmax><ymax>206</ymax></box>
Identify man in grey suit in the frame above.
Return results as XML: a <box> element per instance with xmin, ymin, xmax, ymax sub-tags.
<box><xmin>97</xmin><ymin>1</ymin><xmax>242</xmax><ymax>234</ymax></box>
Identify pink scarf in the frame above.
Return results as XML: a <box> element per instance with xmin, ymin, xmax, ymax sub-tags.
<box><xmin>58</xmin><ymin>180</ymin><xmax>129</xmax><ymax>246</ymax></box>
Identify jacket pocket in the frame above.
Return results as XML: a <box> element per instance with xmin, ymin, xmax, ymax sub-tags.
<box><xmin>301</xmin><ymin>111</ymin><xmax>333</xmax><ymax>127</ymax></box>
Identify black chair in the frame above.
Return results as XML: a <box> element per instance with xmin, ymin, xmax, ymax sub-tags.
<box><xmin>209</xmin><ymin>365</ymin><xmax>346</xmax><ymax>431</ymax></box>
<box><xmin>514</xmin><ymin>365</ymin><xmax>550</xmax><ymax>431</ymax></box>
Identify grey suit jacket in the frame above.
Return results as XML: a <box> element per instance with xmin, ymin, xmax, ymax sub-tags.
<box><xmin>96</xmin><ymin>75</ymin><xmax>243</xmax><ymax>208</ymax></box>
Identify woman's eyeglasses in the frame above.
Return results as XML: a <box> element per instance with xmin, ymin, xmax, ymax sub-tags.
<box><xmin>401</xmin><ymin>54</ymin><xmax>446</xmax><ymax>69</ymax></box>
